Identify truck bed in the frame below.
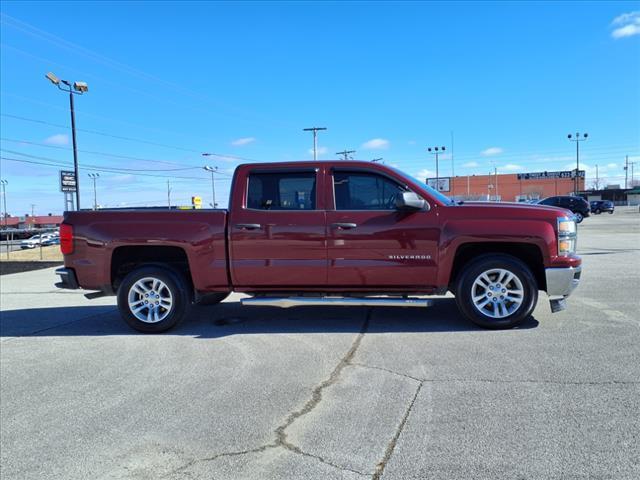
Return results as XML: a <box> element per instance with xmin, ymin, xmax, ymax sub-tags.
<box><xmin>63</xmin><ymin>209</ymin><xmax>229</xmax><ymax>293</ymax></box>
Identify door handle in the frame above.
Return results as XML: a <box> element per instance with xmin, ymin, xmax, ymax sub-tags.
<box><xmin>331</xmin><ymin>222</ymin><xmax>357</xmax><ymax>230</ymax></box>
<box><xmin>235</xmin><ymin>223</ymin><xmax>262</xmax><ymax>230</ymax></box>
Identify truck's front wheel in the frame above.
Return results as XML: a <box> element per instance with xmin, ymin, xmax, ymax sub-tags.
<box><xmin>117</xmin><ymin>266</ymin><xmax>189</xmax><ymax>333</ymax></box>
<box><xmin>455</xmin><ymin>254</ymin><xmax>538</xmax><ymax>329</ymax></box>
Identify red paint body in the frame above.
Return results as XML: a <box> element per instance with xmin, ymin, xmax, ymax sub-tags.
<box><xmin>62</xmin><ymin>161</ymin><xmax>581</xmax><ymax>295</ymax></box>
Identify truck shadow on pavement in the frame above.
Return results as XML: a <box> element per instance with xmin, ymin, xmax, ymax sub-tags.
<box><xmin>0</xmin><ymin>298</ymin><xmax>539</xmax><ymax>338</ymax></box>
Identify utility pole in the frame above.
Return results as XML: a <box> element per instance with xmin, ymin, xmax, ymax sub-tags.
<box><xmin>167</xmin><ymin>180</ymin><xmax>171</xmax><ymax>208</ymax></box>
<box><xmin>568</xmin><ymin>132</ymin><xmax>588</xmax><ymax>194</ymax></box>
<box><xmin>495</xmin><ymin>166</ymin><xmax>499</xmax><ymax>200</ymax></box>
<box><xmin>0</xmin><ymin>180</ymin><xmax>7</xmax><ymax>228</ymax></box>
<box><xmin>336</xmin><ymin>150</ymin><xmax>355</xmax><ymax>160</ymax></box>
<box><xmin>427</xmin><ymin>146</ymin><xmax>446</xmax><ymax>191</ymax></box>
<box><xmin>202</xmin><ymin>164</ymin><xmax>218</xmax><ymax>208</ymax></box>
<box><xmin>450</xmin><ymin>131</ymin><xmax>455</xmax><ymax>179</ymax></box>
<box><xmin>88</xmin><ymin>173</ymin><xmax>100</xmax><ymax>209</ymax></box>
<box><xmin>624</xmin><ymin>155</ymin><xmax>629</xmax><ymax>189</ymax></box>
<box><xmin>45</xmin><ymin>72</ymin><xmax>88</xmax><ymax>210</ymax></box>
<box><xmin>303</xmin><ymin>127</ymin><xmax>327</xmax><ymax>161</ymax></box>
<box><xmin>31</xmin><ymin>204</ymin><xmax>35</xmax><ymax>217</ymax></box>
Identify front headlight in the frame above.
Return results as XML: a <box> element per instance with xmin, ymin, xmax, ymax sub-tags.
<box><xmin>557</xmin><ymin>217</ymin><xmax>577</xmax><ymax>256</ymax></box>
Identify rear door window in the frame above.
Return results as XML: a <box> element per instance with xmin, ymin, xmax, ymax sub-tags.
<box><xmin>247</xmin><ymin>171</ymin><xmax>317</xmax><ymax>210</ymax></box>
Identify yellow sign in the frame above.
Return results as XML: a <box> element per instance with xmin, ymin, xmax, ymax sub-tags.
<box><xmin>191</xmin><ymin>196</ymin><xmax>202</xmax><ymax>209</ymax></box>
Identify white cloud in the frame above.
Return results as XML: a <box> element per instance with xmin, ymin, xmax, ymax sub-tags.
<box><xmin>407</xmin><ymin>140</ymin><xmax>416</xmax><ymax>145</ymax></box>
<box><xmin>362</xmin><ymin>138</ymin><xmax>390</xmax><ymax>150</ymax></box>
<box><xmin>611</xmin><ymin>11</ymin><xmax>640</xmax><ymax>39</ymax></box>
<box><xmin>415</xmin><ymin>169</ymin><xmax>435</xmax><ymax>179</ymax></box>
<box><xmin>481</xmin><ymin>147</ymin><xmax>503</xmax><ymax>156</ymax></box>
<box><xmin>231</xmin><ymin>137</ymin><xmax>256</xmax><ymax>146</ymax></box>
<box><xmin>607</xmin><ymin>163</ymin><xmax>618</xmax><ymax>169</ymax></box>
<box><xmin>308</xmin><ymin>146</ymin><xmax>328</xmax><ymax>156</ymax></box>
<box><xmin>500</xmin><ymin>164</ymin><xmax>523</xmax><ymax>172</ymax></box>
<box><xmin>44</xmin><ymin>134</ymin><xmax>69</xmax><ymax>146</ymax></box>
<box><xmin>463</xmin><ymin>161</ymin><xmax>479</xmax><ymax>168</ymax></box>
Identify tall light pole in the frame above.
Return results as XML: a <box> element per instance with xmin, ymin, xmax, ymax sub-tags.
<box><xmin>45</xmin><ymin>72</ymin><xmax>88</xmax><ymax>210</ymax></box>
<box><xmin>303</xmin><ymin>127</ymin><xmax>327</xmax><ymax>160</ymax></box>
<box><xmin>427</xmin><ymin>146</ymin><xmax>446</xmax><ymax>191</ymax></box>
<box><xmin>88</xmin><ymin>173</ymin><xmax>100</xmax><ymax>210</ymax></box>
<box><xmin>201</xmin><ymin>156</ymin><xmax>219</xmax><ymax>208</ymax></box>
<box><xmin>0</xmin><ymin>180</ymin><xmax>7</xmax><ymax>228</ymax></box>
<box><xmin>336</xmin><ymin>150</ymin><xmax>356</xmax><ymax>160</ymax></box>
<box><xmin>568</xmin><ymin>132</ymin><xmax>588</xmax><ymax>195</ymax></box>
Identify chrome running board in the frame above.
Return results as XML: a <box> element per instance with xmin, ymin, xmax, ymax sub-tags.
<box><xmin>241</xmin><ymin>296</ymin><xmax>432</xmax><ymax>308</ymax></box>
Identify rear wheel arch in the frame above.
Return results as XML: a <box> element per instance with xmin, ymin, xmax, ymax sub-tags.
<box><xmin>111</xmin><ymin>245</ymin><xmax>194</xmax><ymax>299</ymax></box>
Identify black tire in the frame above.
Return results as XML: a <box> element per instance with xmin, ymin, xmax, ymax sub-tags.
<box><xmin>455</xmin><ymin>254</ymin><xmax>538</xmax><ymax>329</ymax></box>
<box><xmin>117</xmin><ymin>265</ymin><xmax>189</xmax><ymax>333</ymax></box>
<box><xmin>574</xmin><ymin>212</ymin><xmax>584</xmax><ymax>223</ymax></box>
<box><xmin>594</xmin><ymin>209</ymin><xmax>601</xmax><ymax>215</ymax></box>
<box><xmin>608</xmin><ymin>210</ymin><xmax>614</xmax><ymax>214</ymax></box>
<box><xmin>196</xmin><ymin>292</ymin><xmax>229</xmax><ymax>306</ymax></box>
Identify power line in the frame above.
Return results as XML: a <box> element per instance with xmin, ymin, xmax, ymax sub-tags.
<box><xmin>0</xmin><ymin>152</ymin><xmax>231</xmax><ymax>181</ymax></box>
<box><xmin>0</xmin><ymin>137</ymin><xmax>204</xmax><ymax>170</ymax></box>
<box><xmin>0</xmin><ymin>14</ymin><xmax>296</xmax><ymax>129</ymax></box>
<box><xmin>1</xmin><ymin>113</ymin><xmax>262</xmax><ymax>162</ymax></box>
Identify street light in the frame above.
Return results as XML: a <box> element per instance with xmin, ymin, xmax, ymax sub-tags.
<box><xmin>568</xmin><ymin>132</ymin><xmax>588</xmax><ymax>195</ymax></box>
<box><xmin>201</xmin><ymin>158</ymin><xmax>218</xmax><ymax>208</ymax></box>
<box><xmin>0</xmin><ymin>180</ymin><xmax>7</xmax><ymax>229</ymax></box>
<box><xmin>88</xmin><ymin>173</ymin><xmax>100</xmax><ymax>210</ymax></box>
<box><xmin>45</xmin><ymin>72</ymin><xmax>89</xmax><ymax>210</ymax></box>
<box><xmin>427</xmin><ymin>146</ymin><xmax>446</xmax><ymax>191</ymax></box>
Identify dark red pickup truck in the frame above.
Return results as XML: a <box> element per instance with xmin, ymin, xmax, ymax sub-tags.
<box><xmin>56</xmin><ymin>161</ymin><xmax>582</xmax><ymax>332</ymax></box>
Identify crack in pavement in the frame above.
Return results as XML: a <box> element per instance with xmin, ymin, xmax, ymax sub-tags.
<box><xmin>163</xmin><ymin>308</ymin><xmax>373</xmax><ymax>478</ymax></box>
<box><xmin>372</xmin><ymin>381</ymin><xmax>424</xmax><ymax>480</ymax></box>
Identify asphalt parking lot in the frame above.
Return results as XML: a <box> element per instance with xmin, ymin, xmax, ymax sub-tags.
<box><xmin>1</xmin><ymin>210</ymin><xmax>639</xmax><ymax>480</ymax></box>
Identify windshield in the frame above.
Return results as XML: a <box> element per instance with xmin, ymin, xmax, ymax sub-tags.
<box><xmin>389</xmin><ymin>167</ymin><xmax>455</xmax><ymax>205</ymax></box>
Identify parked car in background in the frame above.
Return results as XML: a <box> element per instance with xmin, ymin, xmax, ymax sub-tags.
<box><xmin>20</xmin><ymin>233</ymin><xmax>54</xmax><ymax>249</ymax></box>
<box><xmin>537</xmin><ymin>196</ymin><xmax>590</xmax><ymax>223</ymax></box>
<box><xmin>42</xmin><ymin>235</ymin><xmax>61</xmax><ymax>246</ymax></box>
<box><xmin>590</xmin><ymin>200</ymin><xmax>614</xmax><ymax>214</ymax></box>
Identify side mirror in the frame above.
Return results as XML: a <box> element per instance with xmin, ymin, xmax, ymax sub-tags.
<box><xmin>396</xmin><ymin>191</ymin><xmax>428</xmax><ymax>211</ymax></box>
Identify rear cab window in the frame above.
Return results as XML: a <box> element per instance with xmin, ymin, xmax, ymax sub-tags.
<box><xmin>246</xmin><ymin>171</ymin><xmax>317</xmax><ymax>210</ymax></box>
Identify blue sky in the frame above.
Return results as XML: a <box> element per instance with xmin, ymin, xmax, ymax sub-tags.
<box><xmin>1</xmin><ymin>1</ymin><xmax>639</xmax><ymax>214</ymax></box>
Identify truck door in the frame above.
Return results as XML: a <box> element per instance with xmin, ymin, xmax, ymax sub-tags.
<box><xmin>229</xmin><ymin>167</ymin><xmax>327</xmax><ymax>288</ymax></box>
<box><xmin>325</xmin><ymin>169</ymin><xmax>439</xmax><ymax>288</ymax></box>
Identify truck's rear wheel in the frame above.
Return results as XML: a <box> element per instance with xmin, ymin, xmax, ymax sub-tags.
<box><xmin>117</xmin><ymin>266</ymin><xmax>188</xmax><ymax>333</ymax></box>
<box><xmin>455</xmin><ymin>254</ymin><xmax>538</xmax><ymax>329</ymax></box>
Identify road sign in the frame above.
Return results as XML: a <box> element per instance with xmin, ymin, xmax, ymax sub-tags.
<box><xmin>426</xmin><ymin>177</ymin><xmax>451</xmax><ymax>192</ymax></box>
<box><xmin>60</xmin><ymin>171</ymin><xmax>77</xmax><ymax>192</ymax></box>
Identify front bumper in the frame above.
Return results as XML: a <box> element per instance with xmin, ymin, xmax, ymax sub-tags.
<box><xmin>55</xmin><ymin>267</ymin><xmax>79</xmax><ymax>290</ymax></box>
<box><xmin>545</xmin><ymin>266</ymin><xmax>582</xmax><ymax>312</ymax></box>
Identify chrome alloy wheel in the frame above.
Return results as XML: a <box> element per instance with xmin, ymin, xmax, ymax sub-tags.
<box><xmin>127</xmin><ymin>277</ymin><xmax>173</xmax><ymax>323</ymax></box>
<box><xmin>471</xmin><ymin>268</ymin><xmax>524</xmax><ymax>319</ymax></box>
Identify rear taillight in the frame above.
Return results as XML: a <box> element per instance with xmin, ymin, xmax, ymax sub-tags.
<box><xmin>60</xmin><ymin>223</ymin><xmax>74</xmax><ymax>255</ymax></box>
